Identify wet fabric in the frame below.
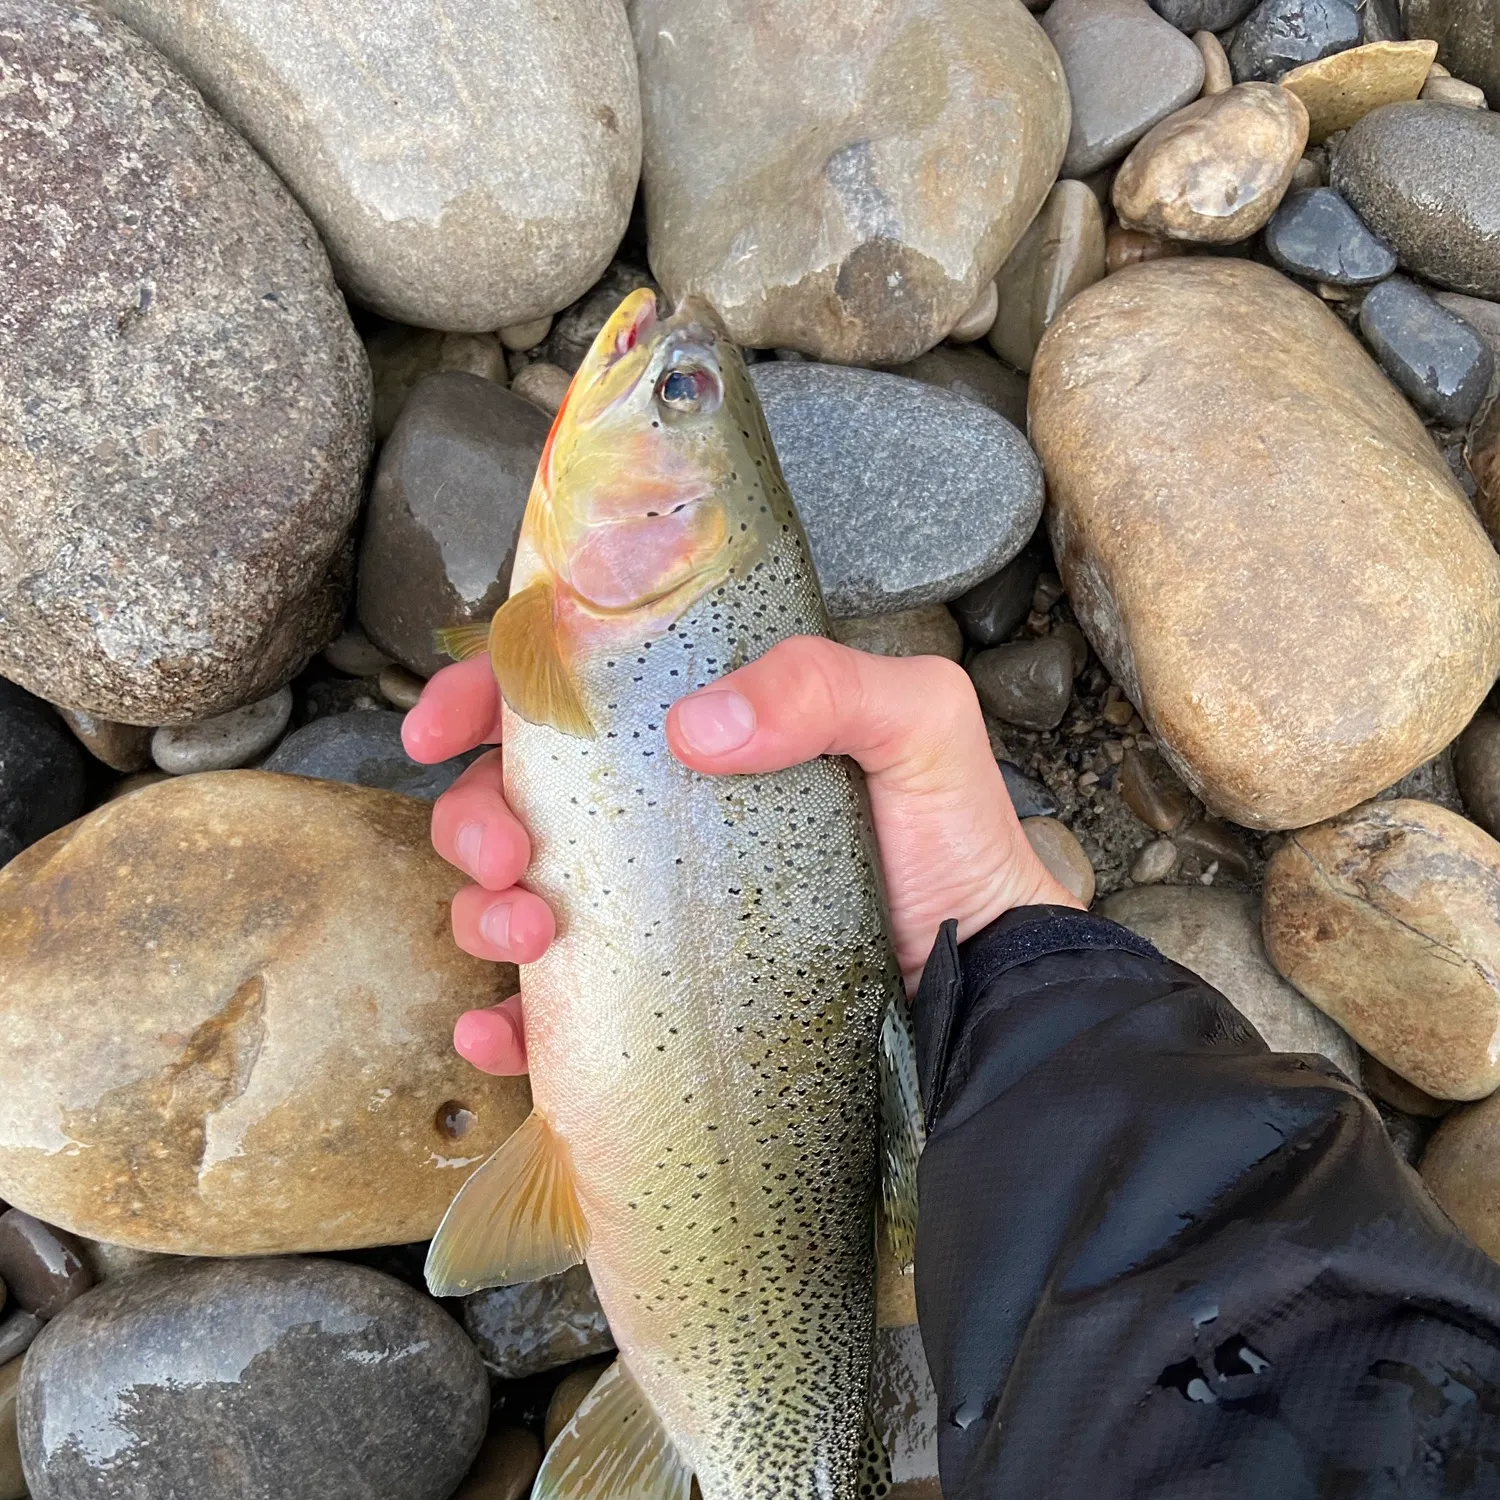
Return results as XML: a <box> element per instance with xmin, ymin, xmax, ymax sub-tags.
<box><xmin>912</xmin><ymin>905</ymin><xmax>1500</xmax><ymax>1499</ymax></box>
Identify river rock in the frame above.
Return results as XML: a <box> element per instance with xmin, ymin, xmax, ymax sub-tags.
<box><xmin>950</xmin><ymin>541</ymin><xmax>1048</xmax><ymax>646</ymax></box>
<box><xmin>358</xmin><ymin>374</ymin><xmax>550</xmax><ymax>678</ymax></box>
<box><xmin>1</xmin><ymin>0</ymin><xmax>370</xmax><ymax>726</ymax></box>
<box><xmin>510</xmin><ymin>363</ymin><xmax>574</xmax><ymax>417</ymax></box>
<box><xmin>948</xmin><ymin>282</ymin><xmax>1000</xmax><ymax>343</ymax></box>
<box><xmin>0</xmin><ymin>682</ymin><xmax>87</xmax><ymax>868</ymax></box>
<box><xmin>16</xmin><ymin>1257</ymin><xmax>488</xmax><ymax>1500</ymax></box>
<box><xmin>150</xmin><ymin>688</ymin><xmax>292</xmax><ymax>775</ymax></box>
<box><xmin>989</xmin><ymin>180</ymin><xmax>1107</xmax><ymax>372</ymax></box>
<box><xmin>264</xmin><ymin>712</ymin><xmax>481</xmax><ymax>801</ymax></box>
<box><xmin>103</xmin><ymin>0</ymin><xmax>640</xmax><ymax>333</ymax></box>
<box><xmin>1422</xmin><ymin>73</ymin><xmax>1489</xmax><ymax>103</ymax></box>
<box><xmin>871</xmin><ymin>1324</ymin><xmax>941</xmax><ymax>1495</ymax></box>
<box><xmin>377</xmin><ymin>666</ymin><xmax>425</xmax><ymax>712</ymax></box>
<box><xmin>1331</xmin><ymin>101</ymin><xmax>1500</xmax><ymax>300</ymax></box>
<box><xmin>1029</xmin><ymin>257</ymin><xmax>1500</xmax><ymax>830</ymax></box>
<box><xmin>1044</xmin><ymin>0</ymin><xmax>1205</xmax><ymax>176</ymax></box>
<box><xmin>968</xmin><ymin>639</ymin><xmax>1076</xmax><ymax>730</ymax></box>
<box><xmin>1112</xmin><ymin>83</ymin><xmax>1309</xmax><ymax>243</ymax></box>
<box><xmin>544</xmin><ymin>1363</ymin><xmax>611</xmax><ymax>1448</ymax></box>
<box><xmin>0</xmin><ymin>1359</ymin><xmax>19</xmax><ymax>1500</ymax></box>
<box><xmin>364</xmin><ymin>323</ymin><xmax>506</xmax><ymax>443</ymax></box>
<box><xmin>1280</xmin><ymin>39</ymin><xmax>1438</xmax><ymax>141</ymax></box>
<box><xmin>1456</xmin><ymin>709</ymin><xmax>1500</xmax><ymax>839</ymax></box>
<box><xmin>633</xmin><ymin>0</ymin><xmax>1070</xmax><ymax>364</ymax></box>
<box><xmin>0</xmin><ymin>1317</ymin><xmax>39</xmax><ymax>1371</ymax></box>
<box><xmin>830</xmin><ymin>607</ymin><xmax>964</xmax><ymax>661</ymax></box>
<box><xmin>322</xmin><ymin>625</ymin><xmax>393</xmax><ymax>680</ymax></box>
<box><xmin>1102</xmin><ymin>886</ymin><xmax>1360</xmax><ymax>1074</ymax></box>
<box><xmin>0</xmin><ymin>772</ymin><xmax>530</xmax><ymax>1254</ymax></box>
<box><xmin>884</xmin><ymin>347</ymin><xmax>1029</xmax><ymax>429</ymax></box>
<box><xmin>1262</xmin><ymin>798</ymin><xmax>1500</xmax><ymax>1099</ymax></box>
<box><xmin>462</xmin><ymin>1265</ymin><xmax>614</xmax><ymax>1379</ymax></box>
<box><xmin>751</xmin><ymin>363</ymin><xmax>1044</xmax><ymax>615</ymax></box>
<box><xmin>1195</xmin><ymin>29</ymin><xmax>1235</xmax><ymax>92</ymax></box>
<box><xmin>1424</xmin><ymin>1094</ymin><xmax>1500</xmax><ymax>1260</ymax></box>
<box><xmin>540</xmin><ymin>262</ymin><xmax>660</xmax><ymax>375</ymax></box>
<box><xmin>452</xmin><ymin>1427</ymin><xmax>543</xmax><ymax>1500</ymax></box>
<box><xmin>1022</xmin><ymin>817</ymin><xmax>1097</xmax><ymax>904</ymax></box>
<box><xmin>1151</xmin><ymin>0</ymin><xmax>1258</xmax><ymax>34</ymax></box>
<box><xmin>1404</xmin><ymin>0</ymin><xmax>1500</xmax><ymax>104</ymax></box>
<box><xmin>1472</xmin><ymin>393</ymin><xmax>1500</xmax><ymax>534</ymax></box>
<box><xmin>1264</xmin><ymin>186</ymin><xmax>1398</xmax><ymax>284</ymax></box>
<box><xmin>1358</xmin><ymin>274</ymin><xmax>1494</xmax><ymax>425</ymax></box>
<box><xmin>57</xmin><ymin>709</ymin><xmax>152</xmax><ymax>775</ymax></box>
<box><xmin>0</xmin><ymin>1212</ymin><xmax>90</xmax><ymax>1321</ymax></box>
<box><xmin>1229</xmin><ymin>0</ymin><xmax>1362</xmax><ymax>80</ymax></box>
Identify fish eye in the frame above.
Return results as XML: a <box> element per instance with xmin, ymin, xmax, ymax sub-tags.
<box><xmin>656</xmin><ymin>365</ymin><xmax>722</xmax><ymax>415</ymax></box>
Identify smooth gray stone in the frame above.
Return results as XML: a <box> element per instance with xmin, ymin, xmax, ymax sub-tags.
<box><xmin>151</xmin><ymin>688</ymin><xmax>293</xmax><ymax>775</ymax></box>
<box><xmin>950</xmin><ymin>541</ymin><xmax>1047</xmax><ymax>647</ymax></box>
<box><xmin>1332</xmin><ymin>101</ymin><xmax>1500</xmax><ymax>299</ymax></box>
<box><xmin>883</xmin><ymin>346</ymin><xmax>1029</xmax><ymax>430</ymax></box>
<box><xmin>1229</xmin><ymin>0</ymin><xmax>1361</xmax><ymax>79</ymax></box>
<box><xmin>1403</xmin><ymin>0</ymin><xmax>1499</xmax><ymax>104</ymax></box>
<box><xmin>17</xmin><ymin>1258</ymin><xmax>487</xmax><ymax>1500</ymax></box>
<box><xmin>1149</xmin><ymin>0</ymin><xmax>1259</xmax><ymax>34</ymax></box>
<box><xmin>1360</xmin><ymin>0</ymin><xmax>1403</xmax><ymax>40</ymax></box>
<box><xmin>263</xmin><ymin>711</ymin><xmax>481</xmax><ymax>800</ymax></box>
<box><xmin>968</xmin><ymin>638</ymin><xmax>1076</xmax><ymax>731</ymax></box>
<box><xmin>539</xmin><ymin>260</ymin><xmax>659</xmax><ymax>374</ymax></box>
<box><xmin>0</xmin><ymin>680</ymin><xmax>86</xmax><ymax>867</ymax></box>
<box><xmin>1359</xmin><ymin>275</ymin><xmax>1494</xmax><ymax>426</ymax></box>
<box><xmin>1264</xmin><ymin>187</ymin><xmax>1397</xmax><ymax>286</ymax></box>
<box><xmin>0</xmin><ymin>1311</ymin><xmax>42</xmax><ymax>1367</ymax></box>
<box><xmin>750</xmin><ymin>363</ymin><xmax>1044</xmax><ymax>617</ymax></box>
<box><xmin>1043</xmin><ymin>0</ymin><xmax>1204</xmax><ymax>176</ymax></box>
<box><xmin>357</xmin><ymin>372</ymin><xmax>551</xmax><ymax>678</ymax></box>
<box><xmin>463</xmin><ymin>1265</ymin><xmax>614</xmax><ymax>1379</ymax></box>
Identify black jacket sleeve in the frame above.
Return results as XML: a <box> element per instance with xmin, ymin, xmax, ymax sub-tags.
<box><xmin>912</xmin><ymin>904</ymin><xmax>1500</xmax><ymax>1500</ymax></box>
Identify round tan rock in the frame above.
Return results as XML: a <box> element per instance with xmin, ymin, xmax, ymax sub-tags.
<box><xmin>1022</xmin><ymin>816</ymin><xmax>1096</xmax><ymax>905</ymax></box>
<box><xmin>1105</xmin><ymin>226</ymin><xmax>1186</xmax><ymax>274</ymax></box>
<box><xmin>947</xmin><ymin>280</ymin><xmax>1000</xmax><ymax>344</ymax></box>
<box><xmin>510</xmin><ymin>362</ymin><xmax>573</xmax><ymax>417</ymax></box>
<box><xmin>1194</xmin><ymin>30</ymin><xmax>1232</xmax><ymax>95</ymax></box>
<box><xmin>1281</xmin><ymin>40</ymin><xmax>1439</xmax><ymax>145</ymax></box>
<box><xmin>1262</xmin><ymin>798</ymin><xmax>1500</xmax><ymax>1100</ymax></box>
<box><xmin>1421</xmin><ymin>75</ymin><xmax>1489</xmax><ymax>106</ymax></box>
<box><xmin>1030</xmin><ymin>259</ymin><xmax>1500</xmax><ymax>831</ymax></box>
<box><xmin>1424</xmin><ymin>1096</ymin><xmax>1500</xmax><ymax>1260</ymax></box>
<box><xmin>0</xmin><ymin>771</ymin><xmax>530</xmax><ymax>1254</ymax></box>
<box><xmin>1112</xmin><ymin>84</ymin><xmax>1309</xmax><ymax>244</ymax></box>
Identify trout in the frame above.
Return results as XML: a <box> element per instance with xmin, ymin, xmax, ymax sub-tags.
<box><xmin>425</xmin><ymin>290</ymin><xmax>921</xmax><ymax>1500</ymax></box>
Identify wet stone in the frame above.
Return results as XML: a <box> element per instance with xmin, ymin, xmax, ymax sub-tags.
<box><xmin>462</xmin><ymin>1265</ymin><xmax>614</xmax><ymax>1379</ymax></box>
<box><xmin>1022</xmin><ymin>816</ymin><xmax>1097</xmax><ymax>904</ymax></box>
<box><xmin>364</xmin><ymin>324</ymin><xmax>506</xmax><ymax>443</ymax></box>
<box><xmin>950</xmin><ymin>543</ymin><xmax>1047</xmax><ymax>647</ymax></box>
<box><xmin>1150</xmin><ymin>0</ymin><xmax>1258</xmax><ymax>34</ymax></box>
<box><xmin>150</xmin><ymin>688</ymin><xmax>292</xmax><ymax>775</ymax></box>
<box><xmin>883</xmin><ymin>347</ymin><xmax>1029</xmax><ymax>430</ymax></box>
<box><xmin>968</xmin><ymin>638</ymin><xmax>1076</xmax><ymax>731</ymax></box>
<box><xmin>1000</xmin><ymin>761</ymin><xmax>1061</xmax><ymax>819</ymax></box>
<box><xmin>1105</xmin><ymin>225</ymin><xmax>1188</xmax><ymax>273</ymax></box>
<box><xmin>1119</xmin><ymin>747</ymin><xmax>1192</xmax><ymax>832</ymax></box>
<box><xmin>0</xmin><ymin>1211</ymin><xmax>90</xmax><ymax>1321</ymax></box>
<box><xmin>1358</xmin><ymin>275</ymin><xmax>1494</xmax><ymax>426</ymax></box>
<box><xmin>1043</xmin><ymin>0</ymin><xmax>1205</xmax><ymax>176</ymax></box>
<box><xmin>1455</xmin><ymin>709</ymin><xmax>1500</xmax><ymax>838</ymax></box>
<box><xmin>263</xmin><ymin>711</ymin><xmax>481</xmax><ymax>801</ymax></box>
<box><xmin>1280</xmin><ymin>39</ymin><xmax>1438</xmax><ymax>142</ymax></box>
<box><xmin>1175</xmin><ymin>818</ymin><xmax>1254</xmax><ymax>881</ymax></box>
<box><xmin>1403</xmin><ymin>0</ymin><xmax>1500</xmax><ymax>107</ymax></box>
<box><xmin>1229</xmin><ymin>0</ymin><xmax>1361</xmax><ymax>81</ymax></box>
<box><xmin>1362</xmin><ymin>1054</ymin><xmax>1452</xmax><ymax>1117</ymax></box>
<box><xmin>1264</xmin><ymin>186</ymin><xmax>1397</xmax><ymax>285</ymax></box>
<box><xmin>829</xmin><ymin>607</ymin><xmax>963</xmax><ymax>662</ymax></box>
<box><xmin>16</xmin><ymin>1257</ymin><xmax>488</xmax><ymax>1500</ymax></box>
<box><xmin>0</xmin><ymin>681</ymin><xmax>87</xmax><ymax>867</ymax></box>
<box><xmin>358</xmin><ymin>373</ymin><xmax>552</xmax><ymax>679</ymax></box>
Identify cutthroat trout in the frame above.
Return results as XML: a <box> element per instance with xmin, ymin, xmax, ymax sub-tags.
<box><xmin>425</xmin><ymin>290</ymin><xmax>921</xmax><ymax>1500</ymax></box>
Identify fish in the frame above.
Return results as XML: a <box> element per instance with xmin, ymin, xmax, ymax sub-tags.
<box><xmin>424</xmin><ymin>288</ymin><xmax>922</xmax><ymax>1500</ymax></box>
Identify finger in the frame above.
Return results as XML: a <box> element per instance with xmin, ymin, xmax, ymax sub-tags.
<box><xmin>451</xmin><ymin>882</ymin><xmax>556</xmax><ymax>964</ymax></box>
<box><xmin>454</xmin><ymin>994</ymin><xmax>528</xmax><ymax>1075</ymax></box>
<box><xmin>402</xmin><ymin>655</ymin><xmax>503</xmax><ymax>764</ymax></box>
<box><xmin>431</xmin><ymin>749</ymin><xmax>532</xmax><ymax>889</ymax></box>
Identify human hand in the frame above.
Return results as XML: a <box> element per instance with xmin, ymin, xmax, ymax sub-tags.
<box><xmin>402</xmin><ymin>636</ymin><xmax>1082</xmax><ymax>1076</ymax></box>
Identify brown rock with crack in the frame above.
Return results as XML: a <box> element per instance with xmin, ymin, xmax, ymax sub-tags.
<box><xmin>0</xmin><ymin>772</ymin><xmax>530</xmax><ymax>1254</ymax></box>
<box><xmin>632</xmin><ymin>0</ymin><xmax>1070</xmax><ymax>364</ymax></box>
<box><xmin>1262</xmin><ymin>799</ymin><xmax>1500</xmax><ymax>1100</ymax></box>
<box><xmin>1112</xmin><ymin>84</ymin><xmax>1309</xmax><ymax>244</ymax></box>
<box><xmin>1030</xmin><ymin>259</ymin><xmax>1500</xmax><ymax>830</ymax></box>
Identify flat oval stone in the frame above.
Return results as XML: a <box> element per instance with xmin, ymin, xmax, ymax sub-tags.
<box><xmin>1112</xmin><ymin>83</ymin><xmax>1309</xmax><ymax>243</ymax></box>
<box><xmin>102</xmin><ymin>0</ymin><xmax>641</xmax><ymax>332</ymax></box>
<box><xmin>1280</xmin><ymin>39</ymin><xmax>1438</xmax><ymax>142</ymax></box>
<box><xmin>150</xmin><ymin>688</ymin><xmax>293</xmax><ymax>775</ymax></box>
<box><xmin>0</xmin><ymin>0</ymin><xmax>370</xmax><ymax>726</ymax></box>
<box><xmin>1021</xmin><ymin>816</ymin><xmax>1096</xmax><ymax>904</ymax></box>
<box><xmin>1403</xmin><ymin>0</ymin><xmax>1500</xmax><ymax>105</ymax></box>
<box><xmin>750</xmin><ymin>362</ymin><xmax>1044</xmax><ymax>615</ymax></box>
<box><xmin>0</xmin><ymin>772</ymin><xmax>530</xmax><ymax>1254</ymax></box>
<box><xmin>1101</xmin><ymin>886</ymin><xmax>1360</xmax><ymax>1075</ymax></box>
<box><xmin>0</xmin><ymin>682</ymin><xmax>86</xmax><ymax>867</ymax></box>
<box><xmin>1331</xmin><ymin>101</ymin><xmax>1500</xmax><ymax>299</ymax></box>
<box><xmin>16</xmin><ymin>1257</ymin><xmax>488</xmax><ymax>1500</ymax></box>
<box><xmin>1029</xmin><ymin>258</ymin><xmax>1500</xmax><ymax>830</ymax></box>
<box><xmin>633</xmin><ymin>0</ymin><xmax>1070</xmax><ymax>364</ymax></box>
<box><xmin>1264</xmin><ymin>185</ymin><xmax>1397</xmax><ymax>284</ymax></box>
<box><xmin>1229</xmin><ymin>0</ymin><xmax>1362</xmax><ymax>80</ymax></box>
<box><xmin>1150</xmin><ymin>0</ymin><xmax>1259</xmax><ymax>35</ymax></box>
<box><xmin>1263</xmin><ymin>798</ymin><xmax>1500</xmax><ymax>1099</ymax></box>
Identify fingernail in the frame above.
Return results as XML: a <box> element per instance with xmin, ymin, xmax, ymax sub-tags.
<box><xmin>480</xmin><ymin>901</ymin><xmax>512</xmax><ymax>950</ymax></box>
<box><xmin>675</xmin><ymin>689</ymin><xmax>757</xmax><ymax>756</ymax></box>
<box><xmin>455</xmin><ymin>821</ymin><xmax>484</xmax><ymax>877</ymax></box>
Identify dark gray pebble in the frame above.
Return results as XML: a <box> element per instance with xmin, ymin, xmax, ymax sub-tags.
<box><xmin>263</xmin><ymin>711</ymin><xmax>481</xmax><ymax>800</ymax></box>
<box><xmin>463</xmin><ymin>1264</ymin><xmax>615</xmax><ymax>1380</ymax></box>
<box><xmin>1263</xmin><ymin>187</ymin><xmax>1397</xmax><ymax>286</ymax></box>
<box><xmin>0</xmin><ymin>681</ymin><xmax>87</xmax><ymax>867</ymax></box>
<box><xmin>968</xmin><ymin>638</ymin><xmax>1076</xmax><ymax>731</ymax></box>
<box><xmin>1229</xmin><ymin>0</ymin><xmax>1360</xmax><ymax>80</ymax></box>
<box><xmin>950</xmin><ymin>541</ymin><xmax>1047</xmax><ymax>648</ymax></box>
<box><xmin>1000</xmin><ymin>761</ymin><xmax>1061</xmax><ymax>819</ymax></box>
<box><xmin>0</xmin><ymin>1210</ymin><xmax>90</xmax><ymax>1321</ymax></box>
<box><xmin>1358</xmin><ymin>275</ymin><xmax>1494</xmax><ymax>426</ymax></box>
<box><xmin>1149</xmin><ymin>0</ymin><xmax>1258</xmax><ymax>34</ymax></box>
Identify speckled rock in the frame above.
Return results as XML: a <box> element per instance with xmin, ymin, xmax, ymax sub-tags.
<box><xmin>1102</xmin><ymin>886</ymin><xmax>1360</xmax><ymax>1074</ymax></box>
<box><xmin>1331</xmin><ymin>101</ymin><xmax>1500</xmax><ymax>299</ymax></box>
<box><xmin>1112</xmin><ymin>83</ymin><xmax>1309</xmax><ymax>243</ymax></box>
<box><xmin>1358</xmin><ymin>274</ymin><xmax>1494</xmax><ymax>425</ymax></box>
<box><xmin>16</xmin><ymin>1257</ymin><xmax>488</xmax><ymax>1500</ymax></box>
<box><xmin>357</xmin><ymin>373</ymin><xmax>551</xmax><ymax>678</ymax></box>
<box><xmin>462</xmin><ymin>1265</ymin><xmax>614</xmax><ymax>1379</ymax></box>
<box><xmin>1404</xmin><ymin>0</ymin><xmax>1500</xmax><ymax>105</ymax></box>
<box><xmin>0</xmin><ymin>0</ymin><xmax>370</xmax><ymax>726</ymax></box>
<box><xmin>633</xmin><ymin>0</ymin><xmax>1070</xmax><ymax>364</ymax></box>
<box><xmin>1044</xmin><ymin>0</ymin><xmax>1205</xmax><ymax>175</ymax></box>
<box><xmin>263</xmin><ymin>711</ymin><xmax>481</xmax><ymax>801</ymax></box>
<box><xmin>1030</xmin><ymin>258</ymin><xmax>1500</xmax><ymax>830</ymax></box>
<box><xmin>830</xmin><ymin>607</ymin><xmax>964</xmax><ymax>661</ymax></box>
<box><xmin>1264</xmin><ymin>186</ymin><xmax>1398</xmax><ymax>284</ymax></box>
<box><xmin>1229</xmin><ymin>0</ymin><xmax>1362</xmax><ymax>80</ymax></box>
<box><xmin>751</xmin><ymin>362</ymin><xmax>1043</xmax><ymax>615</ymax></box>
<box><xmin>0</xmin><ymin>772</ymin><xmax>530</xmax><ymax>1254</ymax></box>
<box><xmin>364</xmin><ymin>323</ymin><xmax>506</xmax><ymax>443</ymax></box>
<box><xmin>151</xmin><ymin>688</ymin><xmax>292</xmax><ymax>775</ymax></box>
<box><xmin>1280</xmin><ymin>39</ymin><xmax>1438</xmax><ymax>141</ymax></box>
<box><xmin>883</xmin><ymin>347</ymin><xmax>1029</xmax><ymax>428</ymax></box>
<box><xmin>0</xmin><ymin>681</ymin><xmax>87</xmax><ymax>868</ymax></box>
<box><xmin>1263</xmin><ymin>798</ymin><xmax>1500</xmax><ymax>1099</ymax></box>
<box><xmin>103</xmin><ymin>0</ymin><xmax>641</xmax><ymax>332</ymax></box>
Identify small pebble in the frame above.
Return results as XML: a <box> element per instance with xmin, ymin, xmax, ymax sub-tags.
<box><xmin>968</xmin><ymin>638</ymin><xmax>1076</xmax><ymax>731</ymax></box>
<box><xmin>1033</xmin><ymin>574</ymin><xmax>1065</xmax><ymax>612</ymax></box>
<box><xmin>1264</xmin><ymin>186</ymin><xmax>1398</xmax><ymax>285</ymax></box>
<box><xmin>0</xmin><ymin>1209</ymin><xmax>91</xmax><ymax>1320</ymax></box>
<box><xmin>1280</xmin><ymin>39</ymin><xmax>1439</xmax><ymax>143</ymax></box>
<box><xmin>544</xmin><ymin>1361</ymin><xmax>611</xmax><ymax>1448</ymax></box>
<box><xmin>510</xmin><ymin>361</ymin><xmax>573</xmax><ymax>415</ymax></box>
<box><xmin>56</xmin><ymin>707</ymin><xmax>153</xmax><ymax>773</ymax></box>
<box><xmin>0</xmin><ymin>1312</ymin><xmax>41</xmax><ymax>1368</ymax></box>
<box><xmin>499</xmin><ymin>316</ymin><xmax>553</xmax><ymax>352</ymax></box>
<box><xmin>452</xmin><ymin>1425</ymin><xmax>544</xmax><ymax>1500</ymax></box>
<box><xmin>322</xmin><ymin>624</ymin><xmax>394</xmax><ymax>677</ymax></box>
<box><xmin>949</xmin><ymin>544</ymin><xmax>1045</xmax><ymax>647</ymax></box>
<box><xmin>1358</xmin><ymin>274</ymin><xmax>1494</xmax><ymax>426</ymax></box>
<box><xmin>946</xmin><ymin>280</ymin><xmax>999</xmax><ymax>343</ymax></box>
<box><xmin>378</xmin><ymin>664</ymin><xmax>426</xmax><ymax>711</ymax></box>
<box><xmin>1420</xmin><ymin>75</ymin><xmax>1487</xmax><ymax>106</ymax></box>
<box><xmin>1023</xmin><ymin>816</ymin><xmax>1097</xmax><ymax>905</ymax></box>
<box><xmin>1102</xmin><ymin>698</ymin><xmax>1135</xmax><ymax>727</ymax></box>
<box><xmin>1120</xmin><ymin>747</ymin><xmax>1192</xmax><ymax>832</ymax></box>
<box><xmin>150</xmin><ymin>687</ymin><xmax>293</xmax><ymax>775</ymax></box>
<box><xmin>1131</xmin><ymin>837</ymin><xmax>1180</xmax><ymax>883</ymax></box>
<box><xmin>1175</xmin><ymin>819</ymin><xmax>1253</xmax><ymax>881</ymax></box>
<box><xmin>1194</xmin><ymin>30</ymin><xmax>1233</xmax><ymax>94</ymax></box>
<box><xmin>1051</xmin><ymin>621</ymin><xmax>1090</xmax><ymax>677</ymax></box>
<box><xmin>999</xmin><ymin>760</ymin><xmax>1061</xmax><ymax>818</ymax></box>
<box><xmin>1105</xmin><ymin>225</ymin><xmax>1187</xmax><ymax>273</ymax></box>
<box><xmin>1290</xmin><ymin>154</ymin><xmax>1323</xmax><ymax>190</ymax></box>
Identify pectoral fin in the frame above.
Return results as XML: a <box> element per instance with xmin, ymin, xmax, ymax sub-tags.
<box><xmin>424</xmin><ymin>1110</ymin><xmax>589</xmax><ymax>1297</ymax></box>
<box><xmin>534</xmin><ymin>1358</ymin><xmax>693</xmax><ymax>1500</ymax></box>
<box><xmin>434</xmin><ymin>620</ymin><xmax>493</xmax><ymax>662</ymax></box>
<box><xmin>879</xmin><ymin>991</ymin><xmax>925</xmax><ymax>1270</ymax></box>
<box><xmin>489</xmin><ymin>579</ymin><xmax>595</xmax><ymax>738</ymax></box>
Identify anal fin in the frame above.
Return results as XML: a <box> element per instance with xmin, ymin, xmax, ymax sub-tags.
<box><xmin>434</xmin><ymin>620</ymin><xmax>493</xmax><ymax>662</ymax></box>
<box><xmin>880</xmin><ymin>990</ymin><xmax>925</xmax><ymax>1270</ymax></box>
<box><xmin>424</xmin><ymin>1110</ymin><xmax>588</xmax><ymax>1297</ymax></box>
<box><xmin>534</xmin><ymin>1357</ymin><xmax>693</xmax><ymax>1500</ymax></box>
<box><xmin>490</xmin><ymin>579</ymin><xmax>594</xmax><ymax>738</ymax></box>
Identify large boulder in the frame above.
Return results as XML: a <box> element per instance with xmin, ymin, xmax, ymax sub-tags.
<box><xmin>0</xmin><ymin>772</ymin><xmax>530</xmax><ymax>1254</ymax></box>
<box><xmin>1029</xmin><ymin>257</ymin><xmax>1500</xmax><ymax>830</ymax></box>
<box><xmin>102</xmin><ymin>0</ymin><xmax>641</xmax><ymax>331</ymax></box>
<box><xmin>0</xmin><ymin>0</ymin><xmax>370</xmax><ymax>726</ymax></box>
<box><xmin>632</xmin><ymin>0</ymin><xmax>1070</xmax><ymax>364</ymax></box>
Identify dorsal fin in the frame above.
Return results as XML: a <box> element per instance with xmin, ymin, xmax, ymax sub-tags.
<box><xmin>489</xmin><ymin>579</ymin><xmax>595</xmax><ymax>738</ymax></box>
<box><xmin>424</xmin><ymin>1110</ymin><xmax>589</xmax><ymax>1297</ymax></box>
<box><xmin>534</xmin><ymin>1358</ymin><xmax>694</xmax><ymax>1500</ymax></box>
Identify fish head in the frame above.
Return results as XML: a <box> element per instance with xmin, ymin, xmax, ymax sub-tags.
<box><xmin>521</xmin><ymin>289</ymin><xmax>782</xmax><ymax>626</ymax></box>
